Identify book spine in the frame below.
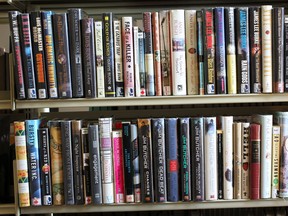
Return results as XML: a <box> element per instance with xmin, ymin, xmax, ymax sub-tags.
<box><xmin>285</xmin><ymin>16</ymin><xmax>288</xmax><ymax>92</ymax></box>
<box><xmin>49</xmin><ymin>120</ymin><xmax>64</xmax><ymax>205</ymax></box>
<box><xmin>8</xmin><ymin>11</ymin><xmax>25</xmax><ymax>99</ymax></box>
<box><xmin>41</xmin><ymin>11</ymin><xmax>58</xmax><ymax>98</ymax></box>
<box><xmin>179</xmin><ymin>118</ymin><xmax>191</xmax><ymax>201</ymax></box>
<box><xmin>14</xmin><ymin>121</ymin><xmax>30</xmax><ymax>207</ymax></box>
<box><xmin>18</xmin><ymin>13</ymin><xmax>37</xmax><ymax>99</ymax></box>
<box><xmin>241</xmin><ymin>122</ymin><xmax>250</xmax><ymax>199</ymax></box>
<box><xmin>159</xmin><ymin>10</ymin><xmax>171</xmax><ymax>96</ymax></box>
<box><xmin>233</xmin><ymin>122</ymin><xmax>242</xmax><ymax>200</ymax></box>
<box><xmin>112</xmin><ymin>130</ymin><xmax>125</xmax><ymax>203</ymax></box>
<box><xmin>133</xmin><ymin>26</ymin><xmax>140</xmax><ymax>97</ymax></box>
<box><xmin>30</xmin><ymin>11</ymin><xmax>48</xmax><ymax>99</ymax></box>
<box><xmin>152</xmin><ymin>12</ymin><xmax>162</xmax><ymax>96</ymax></box>
<box><xmin>61</xmin><ymin>120</ymin><xmax>75</xmax><ymax>205</ymax></box>
<box><xmin>185</xmin><ymin>10</ymin><xmax>198</xmax><ymax>95</ymax></box>
<box><xmin>67</xmin><ymin>8</ymin><xmax>84</xmax><ymax>98</ymax></box>
<box><xmin>217</xmin><ymin>130</ymin><xmax>223</xmax><ymax>199</ymax></box>
<box><xmin>99</xmin><ymin>117</ymin><xmax>114</xmax><ymax>203</ymax></box>
<box><xmin>122</xmin><ymin>17</ymin><xmax>135</xmax><ymax>97</ymax></box>
<box><xmin>88</xmin><ymin>124</ymin><xmax>102</xmax><ymax>204</ymax></box>
<box><xmin>103</xmin><ymin>13</ymin><xmax>116</xmax><ymax>97</ymax></box>
<box><xmin>114</xmin><ymin>19</ymin><xmax>124</xmax><ymax>97</ymax></box>
<box><xmin>249</xmin><ymin>7</ymin><xmax>262</xmax><ymax>93</ymax></box>
<box><xmin>137</xmin><ymin>118</ymin><xmax>154</xmax><ymax>202</ymax></box>
<box><xmin>225</xmin><ymin>8</ymin><xmax>237</xmax><ymax>94</ymax></box>
<box><xmin>81</xmin><ymin>18</ymin><xmax>97</xmax><ymax>98</ymax></box>
<box><xmin>38</xmin><ymin>128</ymin><xmax>52</xmax><ymax>205</ymax></box>
<box><xmin>152</xmin><ymin>118</ymin><xmax>167</xmax><ymax>202</ymax></box>
<box><xmin>170</xmin><ymin>10</ymin><xmax>187</xmax><ymax>96</ymax></box>
<box><xmin>215</xmin><ymin>7</ymin><xmax>227</xmax><ymax>94</ymax></box>
<box><xmin>143</xmin><ymin>12</ymin><xmax>155</xmax><ymax>96</ymax></box>
<box><xmin>236</xmin><ymin>7</ymin><xmax>250</xmax><ymax>94</ymax></box>
<box><xmin>53</xmin><ymin>13</ymin><xmax>72</xmax><ymax>98</ymax></box>
<box><xmin>204</xmin><ymin>117</ymin><xmax>217</xmax><ymax>200</ymax></box>
<box><xmin>250</xmin><ymin>123</ymin><xmax>261</xmax><ymax>200</ymax></box>
<box><xmin>273</xmin><ymin>7</ymin><xmax>285</xmax><ymax>93</ymax></box>
<box><xmin>138</xmin><ymin>31</ymin><xmax>146</xmax><ymax>96</ymax></box>
<box><xmin>196</xmin><ymin>11</ymin><xmax>205</xmax><ymax>95</ymax></box>
<box><xmin>261</xmin><ymin>5</ymin><xmax>273</xmax><ymax>93</ymax></box>
<box><xmin>94</xmin><ymin>21</ymin><xmax>105</xmax><ymax>98</ymax></box>
<box><xmin>26</xmin><ymin>119</ymin><xmax>42</xmax><ymax>206</ymax></box>
<box><xmin>272</xmin><ymin>125</ymin><xmax>280</xmax><ymax>198</ymax></box>
<box><xmin>165</xmin><ymin>118</ymin><xmax>179</xmax><ymax>202</ymax></box>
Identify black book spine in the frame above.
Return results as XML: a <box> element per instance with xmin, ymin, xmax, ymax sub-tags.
<box><xmin>18</xmin><ymin>13</ymin><xmax>37</xmax><ymax>99</ymax></box>
<box><xmin>152</xmin><ymin>118</ymin><xmax>167</xmax><ymax>202</ymax></box>
<box><xmin>236</xmin><ymin>7</ymin><xmax>250</xmax><ymax>94</ymax></box>
<box><xmin>103</xmin><ymin>13</ymin><xmax>116</xmax><ymax>97</ymax></box>
<box><xmin>30</xmin><ymin>11</ymin><xmax>48</xmax><ymax>99</ymax></box>
<box><xmin>217</xmin><ymin>130</ymin><xmax>223</xmax><ymax>199</ymax></box>
<box><xmin>68</xmin><ymin>8</ymin><xmax>85</xmax><ymax>98</ymax></box>
<box><xmin>38</xmin><ymin>128</ymin><xmax>52</xmax><ymax>205</ymax></box>
<box><xmin>88</xmin><ymin>124</ymin><xmax>102</xmax><ymax>204</ymax></box>
<box><xmin>285</xmin><ymin>16</ymin><xmax>288</xmax><ymax>92</ymax></box>
<box><xmin>61</xmin><ymin>120</ymin><xmax>75</xmax><ymax>205</ymax></box>
<box><xmin>53</xmin><ymin>13</ymin><xmax>72</xmax><ymax>98</ymax></box>
<box><xmin>81</xmin><ymin>18</ymin><xmax>97</xmax><ymax>98</ymax></box>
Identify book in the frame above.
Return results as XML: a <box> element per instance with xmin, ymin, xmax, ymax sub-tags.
<box><xmin>138</xmin><ymin>31</ymin><xmax>146</xmax><ymax>96</ymax></box>
<box><xmin>196</xmin><ymin>11</ymin><xmax>205</xmax><ymax>95</ymax></box>
<box><xmin>217</xmin><ymin>129</ymin><xmax>223</xmax><ymax>199</ymax></box>
<box><xmin>53</xmin><ymin>13</ymin><xmax>72</xmax><ymax>98</ymax></box>
<box><xmin>170</xmin><ymin>10</ymin><xmax>187</xmax><ymax>96</ymax></box>
<box><xmin>272</xmin><ymin>125</ymin><xmax>280</xmax><ymax>198</ymax></box>
<box><xmin>241</xmin><ymin>122</ymin><xmax>250</xmax><ymax>199</ymax></box>
<box><xmin>233</xmin><ymin>122</ymin><xmax>242</xmax><ymax>199</ymax></box>
<box><xmin>18</xmin><ymin>13</ymin><xmax>37</xmax><ymax>99</ymax></box>
<box><xmin>285</xmin><ymin>16</ymin><xmax>288</xmax><ymax>92</ymax></box>
<box><xmin>30</xmin><ymin>11</ymin><xmax>48</xmax><ymax>99</ymax></box>
<box><xmin>133</xmin><ymin>26</ymin><xmax>140</xmax><ymax>97</ymax></box>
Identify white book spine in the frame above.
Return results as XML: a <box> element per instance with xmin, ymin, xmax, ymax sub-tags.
<box><xmin>241</xmin><ymin>122</ymin><xmax>250</xmax><ymax>199</ymax></box>
<box><xmin>133</xmin><ymin>26</ymin><xmax>141</xmax><ymax>97</ymax></box>
<box><xmin>185</xmin><ymin>10</ymin><xmax>199</xmax><ymax>95</ymax></box>
<box><xmin>272</xmin><ymin>126</ymin><xmax>280</xmax><ymax>198</ymax></box>
<box><xmin>94</xmin><ymin>21</ymin><xmax>105</xmax><ymax>98</ymax></box>
<box><xmin>233</xmin><ymin>122</ymin><xmax>242</xmax><ymax>200</ymax></box>
<box><xmin>170</xmin><ymin>10</ymin><xmax>187</xmax><ymax>96</ymax></box>
<box><xmin>261</xmin><ymin>5</ymin><xmax>273</xmax><ymax>93</ymax></box>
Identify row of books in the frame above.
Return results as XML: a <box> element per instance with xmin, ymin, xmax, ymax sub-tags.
<box><xmin>14</xmin><ymin>112</ymin><xmax>288</xmax><ymax>207</ymax></box>
<box><xmin>8</xmin><ymin>6</ymin><xmax>288</xmax><ymax>100</ymax></box>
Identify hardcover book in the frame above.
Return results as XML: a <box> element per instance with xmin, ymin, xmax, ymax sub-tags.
<box><xmin>241</xmin><ymin>122</ymin><xmax>250</xmax><ymax>199</ymax></box>
<box><xmin>196</xmin><ymin>11</ymin><xmax>205</xmax><ymax>95</ymax></box>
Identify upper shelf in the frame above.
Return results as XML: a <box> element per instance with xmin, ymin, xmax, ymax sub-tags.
<box><xmin>15</xmin><ymin>93</ymin><xmax>288</xmax><ymax>109</ymax></box>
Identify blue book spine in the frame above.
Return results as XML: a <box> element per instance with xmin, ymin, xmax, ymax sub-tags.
<box><xmin>26</xmin><ymin>119</ymin><xmax>41</xmax><ymax>206</ymax></box>
<box><xmin>165</xmin><ymin>118</ymin><xmax>179</xmax><ymax>202</ymax></box>
<box><xmin>196</xmin><ymin>11</ymin><xmax>204</xmax><ymax>95</ymax></box>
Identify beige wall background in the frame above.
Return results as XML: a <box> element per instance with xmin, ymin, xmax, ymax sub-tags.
<box><xmin>0</xmin><ymin>21</ymin><xmax>10</xmax><ymax>51</ymax></box>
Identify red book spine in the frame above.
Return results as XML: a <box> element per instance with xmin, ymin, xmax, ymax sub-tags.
<box><xmin>250</xmin><ymin>123</ymin><xmax>261</xmax><ymax>200</ymax></box>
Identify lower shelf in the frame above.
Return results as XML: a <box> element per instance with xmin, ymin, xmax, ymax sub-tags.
<box><xmin>0</xmin><ymin>203</ymin><xmax>17</xmax><ymax>215</ymax></box>
<box><xmin>20</xmin><ymin>199</ymin><xmax>288</xmax><ymax>214</ymax></box>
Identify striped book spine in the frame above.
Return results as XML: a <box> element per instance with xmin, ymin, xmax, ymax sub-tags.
<box><xmin>241</xmin><ymin>122</ymin><xmax>250</xmax><ymax>199</ymax></box>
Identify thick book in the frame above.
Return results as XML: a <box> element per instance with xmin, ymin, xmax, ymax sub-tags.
<box><xmin>53</xmin><ymin>13</ymin><xmax>72</xmax><ymax>98</ymax></box>
<box><xmin>196</xmin><ymin>11</ymin><xmax>205</xmax><ymax>95</ymax></box>
<box><xmin>152</xmin><ymin>118</ymin><xmax>167</xmax><ymax>202</ymax></box>
<box><xmin>272</xmin><ymin>125</ymin><xmax>280</xmax><ymax>198</ymax></box>
<box><xmin>137</xmin><ymin>118</ymin><xmax>154</xmax><ymax>202</ymax></box>
<box><xmin>285</xmin><ymin>16</ymin><xmax>288</xmax><ymax>92</ymax></box>
<box><xmin>30</xmin><ymin>11</ymin><xmax>48</xmax><ymax>99</ymax></box>
<box><xmin>235</xmin><ymin>7</ymin><xmax>250</xmax><ymax>94</ymax></box>
<box><xmin>61</xmin><ymin>120</ymin><xmax>75</xmax><ymax>205</ymax></box>
<box><xmin>81</xmin><ymin>18</ymin><xmax>97</xmax><ymax>98</ymax></box>
<box><xmin>241</xmin><ymin>122</ymin><xmax>250</xmax><ymax>199</ymax></box>
<box><xmin>18</xmin><ymin>13</ymin><xmax>37</xmax><ymax>99</ymax></box>
<box><xmin>26</xmin><ymin>119</ymin><xmax>42</xmax><ymax>206</ymax></box>
<box><xmin>138</xmin><ymin>30</ymin><xmax>146</xmax><ymax>96</ymax></box>
<box><xmin>233</xmin><ymin>122</ymin><xmax>242</xmax><ymax>200</ymax></box>
<box><xmin>217</xmin><ymin>130</ymin><xmax>223</xmax><ymax>199</ymax></box>
<box><xmin>41</xmin><ymin>11</ymin><xmax>58</xmax><ymax>98</ymax></box>
<box><xmin>103</xmin><ymin>13</ymin><xmax>116</xmax><ymax>97</ymax></box>
<box><xmin>8</xmin><ymin>11</ymin><xmax>26</xmax><ymax>99</ymax></box>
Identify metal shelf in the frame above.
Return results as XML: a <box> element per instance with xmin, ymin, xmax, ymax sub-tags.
<box><xmin>0</xmin><ymin>203</ymin><xmax>17</xmax><ymax>215</ymax></box>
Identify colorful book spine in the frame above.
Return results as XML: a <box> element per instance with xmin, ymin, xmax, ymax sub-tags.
<box><xmin>272</xmin><ymin>125</ymin><xmax>280</xmax><ymax>198</ymax></box>
<box><xmin>30</xmin><ymin>11</ymin><xmax>48</xmax><ymax>99</ymax></box>
<box><xmin>41</xmin><ymin>11</ymin><xmax>58</xmax><ymax>98</ymax></box>
<box><xmin>81</xmin><ymin>18</ymin><xmax>97</xmax><ymax>98</ymax></box>
<box><xmin>18</xmin><ymin>13</ymin><xmax>37</xmax><ymax>99</ymax></box>
<box><xmin>94</xmin><ymin>21</ymin><xmax>105</xmax><ymax>98</ymax></box>
<box><xmin>14</xmin><ymin>121</ymin><xmax>30</xmax><ymax>207</ymax></box>
<box><xmin>53</xmin><ymin>13</ymin><xmax>72</xmax><ymax>98</ymax></box>
<box><xmin>138</xmin><ymin>31</ymin><xmax>146</xmax><ymax>96</ymax></box>
<box><xmin>249</xmin><ymin>7</ymin><xmax>262</xmax><ymax>93</ymax></box>
<box><xmin>137</xmin><ymin>118</ymin><xmax>154</xmax><ymax>202</ymax></box>
<box><xmin>122</xmin><ymin>17</ymin><xmax>135</xmax><ymax>97</ymax></box>
<box><xmin>233</xmin><ymin>122</ymin><xmax>242</xmax><ymax>200</ymax></box>
<box><xmin>241</xmin><ymin>122</ymin><xmax>250</xmax><ymax>199</ymax></box>
<box><xmin>114</xmin><ymin>19</ymin><xmax>124</xmax><ymax>97</ymax></box>
<box><xmin>99</xmin><ymin>117</ymin><xmax>114</xmax><ymax>203</ymax></box>
<box><xmin>217</xmin><ymin>130</ymin><xmax>223</xmax><ymax>199</ymax></box>
<box><xmin>185</xmin><ymin>10</ymin><xmax>198</xmax><ymax>95</ymax></box>
<box><xmin>26</xmin><ymin>119</ymin><xmax>41</xmax><ymax>206</ymax></box>
<box><xmin>196</xmin><ymin>11</ymin><xmax>205</xmax><ymax>95</ymax></box>
<box><xmin>152</xmin><ymin>118</ymin><xmax>167</xmax><ymax>202</ymax></box>
<box><xmin>133</xmin><ymin>26</ymin><xmax>140</xmax><ymax>97</ymax></box>
<box><xmin>103</xmin><ymin>13</ymin><xmax>116</xmax><ymax>97</ymax></box>
<box><xmin>285</xmin><ymin>16</ymin><xmax>288</xmax><ymax>92</ymax></box>
<box><xmin>8</xmin><ymin>11</ymin><xmax>25</xmax><ymax>99</ymax></box>
<box><xmin>225</xmin><ymin>7</ymin><xmax>237</xmax><ymax>94</ymax></box>
<box><xmin>215</xmin><ymin>7</ymin><xmax>227</xmax><ymax>94</ymax></box>
<box><xmin>236</xmin><ymin>7</ymin><xmax>250</xmax><ymax>94</ymax></box>
<box><xmin>261</xmin><ymin>5</ymin><xmax>273</xmax><ymax>93</ymax></box>
<box><xmin>38</xmin><ymin>127</ymin><xmax>52</xmax><ymax>205</ymax></box>
<box><xmin>170</xmin><ymin>10</ymin><xmax>186</xmax><ymax>96</ymax></box>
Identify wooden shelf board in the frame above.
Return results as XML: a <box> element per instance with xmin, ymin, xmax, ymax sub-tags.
<box><xmin>0</xmin><ymin>203</ymin><xmax>16</xmax><ymax>215</ymax></box>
